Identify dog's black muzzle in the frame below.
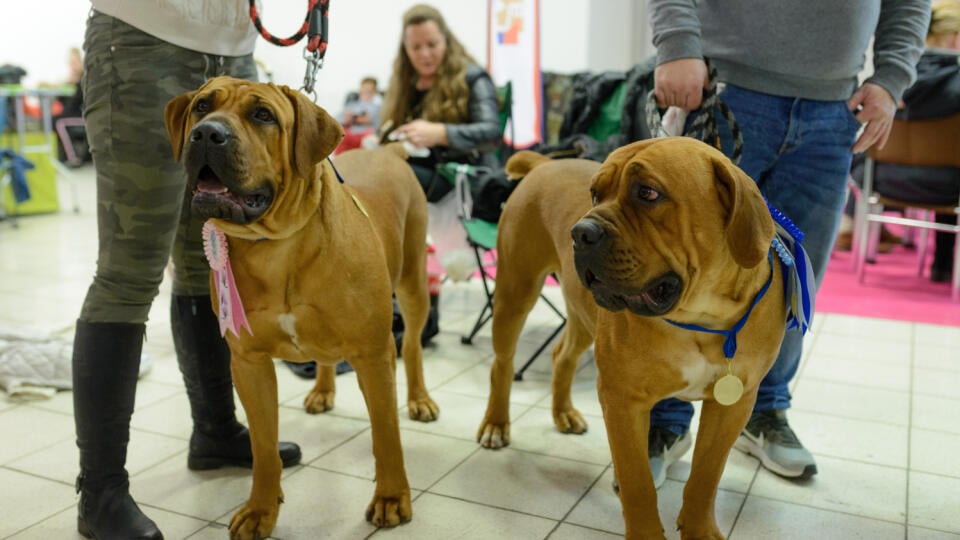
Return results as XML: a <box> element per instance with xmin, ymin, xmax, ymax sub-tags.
<box><xmin>183</xmin><ymin>119</ymin><xmax>272</xmax><ymax>224</ymax></box>
<box><xmin>572</xmin><ymin>217</ymin><xmax>683</xmax><ymax>316</ymax></box>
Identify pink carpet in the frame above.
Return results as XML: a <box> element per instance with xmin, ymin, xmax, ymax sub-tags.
<box><xmin>819</xmin><ymin>243</ymin><xmax>960</xmax><ymax>326</ymax></box>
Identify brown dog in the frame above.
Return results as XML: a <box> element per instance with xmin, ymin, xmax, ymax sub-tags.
<box><xmin>164</xmin><ymin>76</ymin><xmax>438</xmax><ymax>539</ymax></box>
<box><xmin>572</xmin><ymin>137</ymin><xmax>786</xmax><ymax>539</ymax></box>
<box><xmin>477</xmin><ymin>152</ymin><xmax>600</xmax><ymax>448</ymax></box>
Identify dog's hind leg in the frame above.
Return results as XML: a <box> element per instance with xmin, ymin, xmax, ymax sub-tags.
<box><xmin>549</xmin><ymin>306</ymin><xmax>592</xmax><ymax>434</ymax></box>
<box><xmin>395</xmin><ymin>275</ymin><xmax>439</xmax><ymax>422</ymax></box>
<box><xmin>477</xmin><ymin>262</ymin><xmax>546</xmax><ymax>449</ymax></box>
<box><xmin>303</xmin><ymin>364</ymin><xmax>337</xmax><ymax>413</ymax></box>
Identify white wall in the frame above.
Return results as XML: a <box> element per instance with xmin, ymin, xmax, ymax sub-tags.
<box><xmin>1</xmin><ymin>1</ymin><xmax>648</xmax><ymax>115</ymax></box>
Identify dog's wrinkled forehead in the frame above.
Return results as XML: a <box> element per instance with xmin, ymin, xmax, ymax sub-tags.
<box><xmin>593</xmin><ymin>138</ymin><xmax>723</xmax><ymax>200</ymax></box>
<box><xmin>187</xmin><ymin>78</ymin><xmax>293</xmax><ymax>128</ymax></box>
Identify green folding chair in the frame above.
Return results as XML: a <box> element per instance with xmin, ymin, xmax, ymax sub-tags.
<box><xmin>435</xmin><ymin>161</ymin><xmax>567</xmax><ymax>381</ymax></box>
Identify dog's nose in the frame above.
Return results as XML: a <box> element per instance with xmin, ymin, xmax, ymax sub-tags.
<box><xmin>571</xmin><ymin>219</ymin><xmax>606</xmax><ymax>249</ymax></box>
<box><xmin>190</xmin><ymin>121</ymin><xmax>230</xmax><ymax>146</ymax></box>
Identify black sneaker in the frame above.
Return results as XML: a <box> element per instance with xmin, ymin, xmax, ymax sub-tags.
<box><xmin>735</xmin><ymin>409</ymin><xmax>817</xmax><ymax>479</ymax></box>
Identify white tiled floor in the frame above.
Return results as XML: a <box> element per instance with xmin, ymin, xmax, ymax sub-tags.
<box><xmin>1</xmin><ymin>167</ymin><xmax>959</xmax><ymax>539</ymax></box>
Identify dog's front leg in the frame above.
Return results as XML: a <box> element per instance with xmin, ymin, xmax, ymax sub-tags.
<box><xmin>228</xmin><ymin>353</ymin><xmax>284</xmax><ymax>540</ymax></box>
<box><xmin>677</xmin><ymin>389</ymin><xmax>757</xmax><ymax>540</ymax></box>
<box><xmin>596</xmin><ymin>371</ymin><xmax>666</xmax><ymax>540</ymax></box>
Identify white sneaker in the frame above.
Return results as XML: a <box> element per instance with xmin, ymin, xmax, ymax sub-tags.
<box><xmin>735</xmin><ymin>409</ymin><xmax>817</xmax><ymax>479</ymax></box>
<box><xmin>649</xmin><ymin>426</ymin><xmax>692</xmax><ymax>489</ymax></box>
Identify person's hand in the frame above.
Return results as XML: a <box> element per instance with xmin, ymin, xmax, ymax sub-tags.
<box><xmin>394</xmin><ymin>119</ymin><xmax>448</xmax><ymax>148</ymax></box>
<box><xmin>848</xmin><ymin>82</ymin><xmax>897</xmax><ymax>153</ymax></box>
<box><xmin>654</xmin><ymin>58</ymin><xmax>709</xmax><ymax>111</ymax></box>
<box><xmin>342</xmin><ymin>111</ymin><xmax>354</xmax><ymax>126</ymax></box>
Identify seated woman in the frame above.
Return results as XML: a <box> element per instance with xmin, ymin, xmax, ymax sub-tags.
<box><xmin>846</xmin><ymin>0</ymin><xmax>960</xmax><ymax>281</ymax></box>
<box><xmin>378</xmin><ymin>3</ymin><xmax>501</xmax><ymax>202</ymax></box>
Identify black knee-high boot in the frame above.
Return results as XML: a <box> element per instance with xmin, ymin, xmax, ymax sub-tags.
<box><xmin>170</xmin><ymin>295</ymin><xmax>301</xmax><ymax>470</ymax></box>
<box><xmin>73</xmin><ymin>320</ymin><xmax>163</xmax><ymax>540</ymax></box>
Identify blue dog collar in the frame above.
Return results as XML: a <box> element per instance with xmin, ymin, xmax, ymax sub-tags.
<box><xmin>665</xmin><ymin>202</ymin><xmax>813</xmax><ymax>359</ymax></box>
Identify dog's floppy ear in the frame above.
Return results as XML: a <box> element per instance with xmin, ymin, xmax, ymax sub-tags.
<box><xmin>280</xmin><ymin>86</ymin><xmax>345</xmax><ymax>179</ymax></box>
<box><xmin>164</xmin><ymin>91</ymin><xmax>196</xmax><ymax>162</ymax></box>
<box><xmin>712</xmin><ymin>157</ymin><xmax>774</xmax><ymax>268</ymax></box>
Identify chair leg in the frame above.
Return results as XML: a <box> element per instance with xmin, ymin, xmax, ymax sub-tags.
<box><xmin>513</xmin><ymin>319</ymin><xmax>566</xmax><ymax>381</ymax></box>
<box><xmin>856</xmin><ymin>201</ymin><xmax>883</xmax><ymax>282</ymax></box>
<box><xmin>902</xmin><ymin>208</ymin><xmax>919</xmax><ymax>249</ymax></box>
<box><xmin>867</xmin><ymin>220</ymin><xmax>882</xmax><ymax>263</ymax></box>
<box><xmin>915</xmin><ymin>210</ymin><xmax>931</xmax><ymax>277</ymax></box>
<box><xmin>952</xmin><ymin>231</ymin><xmax>960</xmax><ymax>302</ymax></box>
<box><xmin>461</xmin><ymin>245</ymin><xmax>495</xmax><ymax>345</ymax></box>
<box><xmin>513</xmin><ymin>274</ymin><xmax>568</xmax><ymax>381</ymax></box>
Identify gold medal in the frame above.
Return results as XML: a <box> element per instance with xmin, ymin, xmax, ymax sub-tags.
<box><xmin>713</xmin><ymin>373</ymin><xmax>744</xmax><ymax>406</ymax></box>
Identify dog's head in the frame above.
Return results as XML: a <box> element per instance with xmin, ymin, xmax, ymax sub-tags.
<box><xmin>164</xmin><ymin>76</ymin><xmax>344</xmax><ymax>239</ymax></box>
<box><xmin>572</xmin><ymin>137</ymin><xmax>774</xmax><ymax>317</ymax></box>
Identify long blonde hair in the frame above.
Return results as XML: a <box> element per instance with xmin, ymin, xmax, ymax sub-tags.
<box><xmin>380</xmin><ymin>4</ymin><xmax>477</xmax><ymax>129</ymax></box>
<box><xmin>929</xmin><ymin>0</ymin><xmax>960</xmax><ymax>46</ymax></box>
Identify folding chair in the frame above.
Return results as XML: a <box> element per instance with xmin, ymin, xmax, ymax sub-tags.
<box><xmin>853</xmin><ymin>111</ymin><xmax>960</xmax><ymax>300</ymax></box>
<box><xmin>437</xmin><ymin>161</ymin><xmax>567</xmax><ymax>380</ymax></box>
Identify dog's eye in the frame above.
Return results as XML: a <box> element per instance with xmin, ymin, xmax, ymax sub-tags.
<box><xmin>635</xmin><ymin>184</ymin><xmax>662</xmax><ymax>203</ymax></box>
<box><xmin>253</xmin><ymin>107</ymin><xmax>276</xmax><ymax>124</ymax></box>
<box><xmin>194</xmin><ymin>99</ymin><xmax>211</xmax><ymax>115</ymax></box>
<box><xmin>590</xmin><ymin>189</ymin><xmax>598</xmax><ymax>206</ymax></box>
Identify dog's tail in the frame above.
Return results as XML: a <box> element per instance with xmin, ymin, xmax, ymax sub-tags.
<box><xmin>504</xmin><ymin>150</ymin><xmax>551</xmax><ymax>181</ymax></box>
<box><xmin>381</xmin><ymin>141</ymin><xmax>409</xmax><ymax>161</ymax></box>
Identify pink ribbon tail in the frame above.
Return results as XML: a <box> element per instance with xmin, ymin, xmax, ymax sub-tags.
<box><xmin>213</xmin><ymin>259</ymin><xmax>253</xmax><ymax>338</ymax></box>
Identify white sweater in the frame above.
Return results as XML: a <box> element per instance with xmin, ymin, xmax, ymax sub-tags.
<box><xmin>90</xmin><ymin>0</ymin><xmax>260</xmax><ymax>57</ymax></box>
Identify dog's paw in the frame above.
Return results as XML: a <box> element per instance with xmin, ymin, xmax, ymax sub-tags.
<box><xmin>676</xmin><ymin>513</ymin><xmax>725</xmax><ymax>540</ymax></box>
<box><xmin>365</xmin><ymin>491</ymin><xmax>412</xmax><ymax>528</ymax></box>
<box><xmin>303</xmin><ymin>389</ymin><xmax>335</xmax><ymax>414</ymax></box>
<box><xmin>477</xmin><ymin>421</ymin><xmax>510</xmax><ymax>449</ymax></box>
<box><xmin>407</xmin><ymin>397</ymin><xmax>439</xmax><ymax>422</ymax></box>
<box><xmin>554</xmin><ymin>407</ymin><xmax>588</xmax><ymax>434</ymax></box>
<box><xmin>229</xmin><ymin>502</ymin><xmax>279</xmax><ymax>540</ymax></box>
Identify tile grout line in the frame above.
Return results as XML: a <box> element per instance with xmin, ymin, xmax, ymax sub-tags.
<box><xmin>726</xmin><ymin>462</ymin><xmax>762</xmax><ymax>539</ymax></box>
<box><xmin>904</xmin><ymin>323</ymin><xmax>915</xmax><ymax>540</ymax></box>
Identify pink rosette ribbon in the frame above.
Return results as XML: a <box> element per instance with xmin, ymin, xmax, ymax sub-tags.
<box><xmin>202</xmin><ymin>220</ymin><xmax>253</xmax><ymax>338</ymax></box>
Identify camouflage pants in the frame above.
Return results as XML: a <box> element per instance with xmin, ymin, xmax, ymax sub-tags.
<box><xmin>80</xmin><ymin>12</ymin><xmax>257</xmax><ymax>323</ymax></box>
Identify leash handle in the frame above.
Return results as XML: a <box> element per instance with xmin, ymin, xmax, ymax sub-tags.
<box><xmin>645</xmin><ymin>60</ymin><xmax>743</xmax><ymax>165</ymax></box>
<box><xmin>248</xmin><ymin>0</ymin><xmax>318</xmax><ymax>47</ymax></box>
<box><xmin>247</xmin><ymin>0</ymin><xmax>330</xmax><ymax>98</ymax></box>
<box><xmin>306</xmin><ymin>0</ymin><xmax>330</xmax><ymax>55</ymax></box>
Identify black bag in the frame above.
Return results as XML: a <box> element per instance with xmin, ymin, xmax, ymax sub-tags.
<box><xmin>392</xmin><ymin>293</ymin><xmax>440</xmax><ymax>355</ymax></box>
<box><xmin>410</xmin><ymin>162</ymin><xmax>455</xmax><ymax>203</ymax></box>
<box><xmin>469</xmin><ymin>167</ymin><xmax>518</xmax><ymax>223</ymax></box>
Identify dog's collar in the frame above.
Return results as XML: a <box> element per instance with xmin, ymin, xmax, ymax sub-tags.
<box><xmin>664</xmin><ymin>202</ymin><xmax>814</xmax><ymax>359</ymax></box>
<box><xmin>249</xmin><ymin>158</ymin><xmax>345</xmax><ymax>243</ymax></box>
<box><xmin>327</xmin><ymin>156</ymin><xmax>345</xmax><ymax>184</ymax></box>
<box><xmin>665</xmin><ymin>250</ymin><xmax>775</xmax><ymax>359</ymax></box>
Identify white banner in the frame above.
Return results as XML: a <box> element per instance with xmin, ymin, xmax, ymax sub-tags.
<box><xmin>487</xmin><ymin>0</ymin><xmax>542</xmax><ymax>148</ymax></box>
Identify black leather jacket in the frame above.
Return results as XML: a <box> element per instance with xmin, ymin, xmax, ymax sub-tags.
<box><xmin>897</xmin><ymin>51</ymin><xmax>960</xmax><ymax>121</ymax></box>
<box><xmin>438</xmin><ymin>64</ymin><xmax>502</xmax><ymax>168</ymax></box>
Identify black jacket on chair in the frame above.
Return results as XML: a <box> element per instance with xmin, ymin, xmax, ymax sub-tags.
<box><xmin>853</xmin><ymin>51</ymin><xmax>960</xmax><ymax>205</ymax></box>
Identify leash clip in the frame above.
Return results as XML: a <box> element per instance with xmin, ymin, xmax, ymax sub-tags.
<box><xmin>300</xmin><ymin>48</ymin><xmax>323</xmax><ymax>100</ymax></box>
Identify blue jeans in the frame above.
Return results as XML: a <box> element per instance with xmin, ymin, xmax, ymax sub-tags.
<box><xmin>652</xmin><ymin>84</ymin><xmax>861</xmax><ymax>433</ymax></box>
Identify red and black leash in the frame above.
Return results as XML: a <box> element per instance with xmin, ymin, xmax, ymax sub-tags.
<box><xmin>248</xmin><ymin>0</ymin><xmax>330</xmax><ymax>95</ymax></box>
